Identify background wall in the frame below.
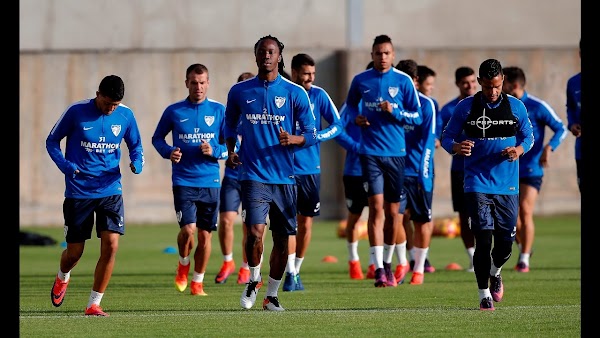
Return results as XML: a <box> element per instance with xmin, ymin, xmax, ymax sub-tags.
<box><xmin>19</xmin><ymin>0</ymin><xmax>581</xmax><ymax>226</ymax></box>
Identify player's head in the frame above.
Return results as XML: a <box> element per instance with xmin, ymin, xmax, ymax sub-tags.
<box><xmin>237</xmin><ymin>72</ymin><xmax>255</xmax><ymax>83</ymax></box>
<box><xmin>185</xmin><ymin>63</ymin><xmax>210</xmax><ymax>103</ymax></box>
<box><xmin>96</xmin><ymin>75</ymin><xmax>124</xmax><ymax>115</ymax></box>
<box><xmin>501</xmin><ymin>66</ymin><xmax>526</xmax><ymax>97</ymax></box>
<box><xmin>417</xmin><ymin>65</ymin><xmax>436</xmax><ymax>97</ymax></box>
<box><xmin>291</xmin><ymin>53</ymin><xmax>316</xmax><ymax>91</ymax></box>
<box><xmin>371</xmin><ymin>35</ymin><xmax>395</xmax><ymax>72</ymax></box>
<box><xmin>254</xmin><ymin>35</ymin><xmax>285</xmax><ymax>76</ymax></box>
<box><xmin>366</xmin><ymin>61</ymin><xmax>374</xmax><ymax>70</ymax></box>
<box><xmin>455</xmin><ymin>66</ymin><xmax>477</xmax><ymax>98</ymax></box>
<box><xmin>478</xmin><ymin>59</ymin><xmax>504</xmax><ymax>103</ymax></box>
<box><xmin>395</xmin><ymin>59</ymin><xmax>418</xmax><ymax>84</ymax></box>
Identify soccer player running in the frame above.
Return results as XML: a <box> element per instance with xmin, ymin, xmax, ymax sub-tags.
<box><xmin>402</xmin><ymin>64</ymin><xmax>440</xmax><ymax>274</ymax></box>
<box><xmin>215</xmin><ymin>71</ymin><xmax>256</xmax><ymax>285</ymax></box>
<box><xmin>395</xmin><ymin>60</ymin><xmax>437</xmax><ymax>285</ymax></box>
<box><xmin>283</xmin><ymin>53</ymin><xmax>342</xmax><ymax>292</ymax></box>
<box><xmin>47</xmin><ymin>75</ymin><xmax>145</xmax><ymax>317</ymax></box>
<box><xmin>152</xmin><ymin>63</ymin><xmax>228</xmax><ymax>297</ymax></box>
<box><xmin>441</xmin><ymin>58</ymin><xmax>534</xmax><ymax>311</ymax></box>
<box><xmin>502</xmin><ymin>66</ymin><xmax>567</xmax><ymax>273</ymax></box>
<box><xmin>336</xmin><ymin>61</ymin><xmax>374</xmax><ymax>280</ymax></box>
<box><xmin>224</xmin><ymin>35</ymin><xmax>317</xmax><ymax>311</ymax></box>
<box><xmin>566</xmin><ymin>40</ymin><xmax>581</xmax><ymax>193</ymax></box>
<box><xmin>343</xmin><ymin>34</ymin><xmax>423</xmax><ymax>287</ymax></box>
<box><xmin>438</xmin><ymin>66</ymin><xmax>478</xmax><ymax>272</ymax></box>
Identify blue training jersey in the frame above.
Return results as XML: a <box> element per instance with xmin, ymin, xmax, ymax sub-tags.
<box><xmin>46</xmin><ymin>98</ymin><xmax>145</xmax><ymax>198</ymax></box>
<box><xmin>293</xmin><ymin>85</ymin><xmax>342</xmax><ymax>175</ymax></box>
<box><xmin>439</xmin><ymin>96</ymin><xmax>466</xmax><ymax>172</ymax></box>
<box><xmin>441</xmin><ymin>93</ymin><xmax>534</xmax><ymax>195</ymax></box>
<box><xmin>518</xmin><ymin>91</ymin><xmax>567</xmax><ymax>178</ymax></box>
<box><xmin>403</xmin><ymin>92</ymin><xmax>437</xmax><ymax>192</ymax></box>
<box><xmin>566</xmin><ymin>72</ymin><xmax>581</xmax><ymax>160</ymax></box>
<box><xmin>336</xmin><ymin>103</ymin><xmax>363</xmax><ymax>176</ymax></box>
<box><xmin>344</xmin><ymin>67</ymin><xmax>423</xmax><ymax>156</ymax></box>
<box><xmin>224</xmin><ymin>74</ymin><xmax>317</xmax><ymax>184</ymax></box>
<box><xmin>152</xmin><ymin>97</ymin><xmax>227</xmax><ymax>188</ymax></box>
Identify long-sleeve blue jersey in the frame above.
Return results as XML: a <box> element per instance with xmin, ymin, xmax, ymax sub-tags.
<box><xmin>439</xmin><ymin>97</ymin><xmax>466</xmax><ymax>172</ymax></box>
<box><xmin>566</xmin><ymin>72</ymin><xmax>581</xmax><ymax>160</ymax></box>
<box><xmin>293</xmin><ymin>85</ymin><xmax>342</xmax><ymax>175</ymax></box>
<box><xmin>224</xmin><ymin>74</ymin><xmax>317</xmax><ymax>184</ymax></box>
<box><xmin>441</xmin><ymin>93</ymin><xmax>534</xmax><ymax>195</ymax></box>
<box><xmin>336</xmin><ymin>103</ymin><xmax>363</xmax><ymax>176</ymax></box>
<box><xmin>46</xmin><ymin>99</ymin><xmax>145</xmax><ymax>198</ymax></box>
<box><xmin>344</xmin><ymin>67</ymin><xmax>423</xmax><ymax>156</ymax></box>
<box><xmin>404</xmin><ymin>92</ymin><xmax>437</xmax><ymax>192</ymax></box>
<box><xmin>518</xmin><ymin>92</ymin><xmax>567</xmax><ymax>178</ymax></box>
<box><xmin>152</xmin><ymin>98</ymin><xmax>227</xmax><ymax>188</ymax></box>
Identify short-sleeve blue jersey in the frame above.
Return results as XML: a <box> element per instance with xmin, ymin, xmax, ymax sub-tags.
<box><xmin>404</xmin><ymin>92</ymin><xmax>437</xmax><ymax>192</ymax></box>
<box><xmin>566</xmin><ymin>72</ymin><xmax>581</xmax><ymax>160</ymax></box>
<box><xmin>441</xmin><ymin>94</ymin><xmax>534</xmax><ymax>195</ymax></box>
<box><xmin>344</xmin><ymin>67</ymin><xmax>423</xmax><ymax>156</ymax></box>
<box><xmin>224</xmin><ymin>74</ymin><xmax>317</xmax><ymax>184</ymax></box>
<box><xmin>518</xmin><ymin>92</ymin><xmax>567</xmax><ymax>178</ymax></box>
<box><xmin>46</xmin><ymin>99</ymin><xmax>145</xmax><ymax>198</ymax></box>
<box><xmin>439</xmin><ymin>97</ymin><xmax>466</xmax><ymax>172</ymax></box>
<box><xmin>293</xmin><ymin>85</ymin><xmax>342</xmax><ymax>175</ymax></box>
<box><xmin>152</xmin><ymin>97</ymin><xmax>227</xmax><ymax>188</ymax></box>
<box><xmin>336</xmin><ymin>103</ymin><xmax>363</xmax><ymax>176</ymax></box>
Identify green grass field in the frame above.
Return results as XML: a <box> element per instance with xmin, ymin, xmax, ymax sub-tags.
<box><xmin>20</xmin><ymin>214</ymin><xmax>580</xmax><ymax>337</ymax></box>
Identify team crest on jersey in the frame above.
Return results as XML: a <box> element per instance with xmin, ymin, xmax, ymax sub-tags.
<box><xmin>275</xmin><ymin>96</ymin><xmax>286</xmax><ymax>108</ymax></box>
<box><xmin>388</xmin><ymin>87</ymin><xmax>399</xmax><ymax>98</ymax></box>
<box><xmin>204</xmin><ymin>116</ymin><xmax>215</xmax><ymax>127</ymax></box>
<box><xmin>111</xmin><ymin>125</ymin><xmax>121</xmax><ymax>136</ymax></box>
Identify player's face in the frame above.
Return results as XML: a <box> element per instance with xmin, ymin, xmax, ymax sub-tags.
<box><xmin>418</xmin><ymin>75</ymin><xmax>435</xmax><ymax>97</ymax></box>
<box><xmin>186</xmin><ymin>72</ymin><xmax>209</xmax><ymax>103</ymax></box>
<box><xmin>371</xmin><ymin>42</ymin><xmax>394</xmax><ymax>72</ymax></box>
<box><xmin>95</xmin><ymin>92</ymin><xmax>121</xmax><ymax>115</ymax></box>
<box><xmin>478</xmin><ymin>75</ymin><xmax>504</xmax><ymax>103</ymax></box>
<box><xmin>255</xmin><ymin>39</ymin><xmax>280</xmax><ymax>74</ymax></box>
<box><xmin>292</xmin><ymin>64</ymin><xmax>315</xmax><ymax>91</ymax></box>
<box><xmin>457</xmin><ymin>74</ymin><xmax>478</xmax><ymax>98</ymax></box>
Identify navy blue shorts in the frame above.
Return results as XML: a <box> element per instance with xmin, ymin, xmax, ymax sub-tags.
<box><xmin>450</xmin><ymin>170</ymin><xmax>466</xmax><ymax>212</ymax></box>
<box><xmin>173</xmin><ymin>186</ymin><xmax>219</xmax><ymax>231</ymax></box>
<box><xmin>400</xmin><ymin>176</ymin><xmax>433</xmax><ymax>223</ymax></box>
<box><xmin>343</xmin><ymin>175</ymin><xmax>368</xmax><ymax>214</ymax></box>
<box><xmin>519</xmin><ymin>176</ymin><xmax>543</xmax><ymax>191</ymax></box>
<box><xmin>219</xmin><ymin>176</ymin><xmax>242</xmax><ymax>213</ymax></box>
<box><xmin>360</xmin><ymin>155</ymin><xmax>405</xmax><ymax>202</ymax></box>
<box><xmin>464</xmin><ymin>192</ymin><xmax>518</xmax><ymax>241</ymax></box>
<box><xmin>295</xmin><ymin>174</ymin><xmax>321</xmax><ymax>217</ymax></box>
<box><xmin>241</xmin><ymin>180</ymin><xmax>297</xmax><ymax>236</ymax></box>
<box><xmin>62</xmin><ymin>195</ymin><xmax>125</xmax><ymax>243</ymax></box>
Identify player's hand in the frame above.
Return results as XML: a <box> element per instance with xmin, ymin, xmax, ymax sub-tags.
<box><xmin>570</xmin><ymin>123</ymin><xmax>581</xmax><ymax>137</ymax></box>
<box><xmin>378</xmin><ymin>100</ymin><xmax>393</xmax><ymax>113</ymax></box>
<box><xmin>226</xmin><ymin>152</ymin><xmax>241</xmax><ymax>169</ymax></box>
<box><xmin>129</xmin><ymin>162</ymin><xmax>136</xmax><ymax>173</ymax></box>
<box><xmin>501</xmin><ymin>146</ymin><xmax>520</xmax><ymax>162</ymax></box>
<box><xmin>171</xmin><ymin>147</ymin><xmax>182</xmax><ymax>163</ymax></box>
<box><xmin>355</xmin><ymin>115</ymin><xmax>370</xmax><ymax>127</ymax></box>
<box><xmin>454</xmin><ymin>140</ymin><xmax>474</xmax><ymax>156</ymax></box>
<box><xmin>200</xmin><ymin>139</ymin><xmax>213</xmax><ymax>156</ymax></box>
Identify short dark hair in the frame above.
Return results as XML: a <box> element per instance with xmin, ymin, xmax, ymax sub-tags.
<box><xmin>395</xmin><ymin>59</ymin><xmax>418</xmax><ymax>79</ymax></box>
<box><xmin>186</xmin><ymin>64</ymin><xmax>209</xmax><ymax>79</ymax></box>
<box><xmin>98</xmin><ymin>75</ymin><xmax>125</xmax><ymax>101</ymax></box>
<box><xmin>291</xmin><ymin>53</ymin><xmax>315</xmax><ymax>70</ymax></box>
<box><xmin>479</xmin><ymin>59</ymin><xmax>503</xmax><ymax>80</ymax></box>
<box><xmin>502</xmin><ymin>66</ymin><xmax>526</xmax><ymax>86</ymax></box>
<box><xmin>372</xmin><ymin>34</ymin><xmax>392</xmax><ymax>49</ymax></box>
<box><xmin>417</xmin><ymin>65</ymin><xmax>436</xmax><ymax>85</ymax></box>
<box><xmin>237</xmin><ymin>72</ymin><xmax>254</xmax><ymax>82</ymax></box>
<box><xmin>455</xmin><ymin>66</ymin><xmax>475</xmax><ymax>83</ymax></box>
